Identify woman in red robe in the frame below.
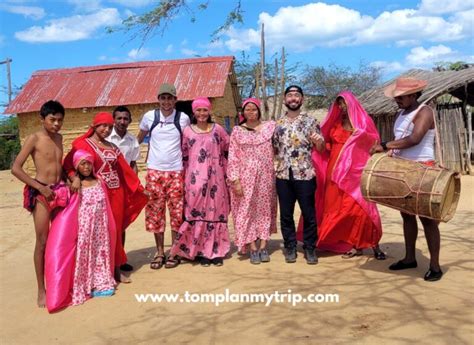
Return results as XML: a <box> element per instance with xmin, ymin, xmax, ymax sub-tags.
<box><xmin>63</xmin><ymin>112</ymin><xmax>148</xmax><ymax>281</ymax></box>
<box><xmin>309</xmin><ymin>91</ymin><xmax>385</xmax><ymax>259</ymax></box>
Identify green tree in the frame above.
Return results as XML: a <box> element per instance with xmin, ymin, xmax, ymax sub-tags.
<box><xmin>0</xmin><ymin>116</ymin><xmax>20</xmax><ymax>170</ymax></box>
<box><xmin>301</xmin><ymin>62</ymin><xmax>381</xmax><ymax>109</ymax></box>
<box><xmin>433</xmin><ymin>61</ymin><xmax>472</xmax><ymax>71</ymax></box>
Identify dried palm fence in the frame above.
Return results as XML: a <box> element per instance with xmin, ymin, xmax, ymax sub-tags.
<box><xmin>359</xmin><ymin>68</ymin><xmax>474</xmax><ymax>174</ymax></box>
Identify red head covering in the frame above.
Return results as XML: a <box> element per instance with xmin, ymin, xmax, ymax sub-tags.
<box><xmin>242</xmin><ymin>97</ymin><xmax>261</xmax><ymax>110</ymax></box>
<box><xmin>240</xmin><ymin>98</ymin><xmax>261</xmax><ymax>123</ymax></box>
<box><xmin>72</xmin><ymin>112</ymin><xmax>114</xmax><ymax>146</ymax></box>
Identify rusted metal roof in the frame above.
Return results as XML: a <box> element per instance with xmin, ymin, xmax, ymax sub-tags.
<box><xmin>5</xmin><ymin>56</ymin><xmax>235</xmax><ymax>114</ymax></box>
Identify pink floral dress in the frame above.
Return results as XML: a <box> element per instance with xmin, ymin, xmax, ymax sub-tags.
<box><xmin>228</xmin><ymin>121</ymin><xmax>277</xmax><ymax>252</ymax></box>
<box><xmin>170</xmin><ymin>124</ymin><xmax>230</xmax><ymax>260</ymax></box>
<box><xmin>72</xmin><ymin>182</ymin><xmax>116</xmax><ymax>306</ymax></box>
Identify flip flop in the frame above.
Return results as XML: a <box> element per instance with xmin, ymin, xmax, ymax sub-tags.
<box><xmin>164</xmin><ymin>256</ymin><xmax>181</xmax><ymax>269</ymax></box>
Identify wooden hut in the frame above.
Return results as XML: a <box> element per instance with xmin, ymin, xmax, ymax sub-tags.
<box><xmin>5</xmin><ymin>56</ymin><xmax>241</xmax><ymax>172</ymax></box>
<box><xmin>359</xmin><ymin>68</ymin><xmax>474</xmax><ymax>174</ymax></box>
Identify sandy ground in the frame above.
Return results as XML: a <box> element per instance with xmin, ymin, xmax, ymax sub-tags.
<box><xmin>0</xmin><ymin>170</ymin><xmax>473</xmax><ymax>345</ymax></box>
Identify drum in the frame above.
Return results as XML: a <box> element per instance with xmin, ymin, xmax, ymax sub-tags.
<box><xmin>361</xmin><ymin>153</ymin><xmax>460</xmax><ymax>222</ymax></box>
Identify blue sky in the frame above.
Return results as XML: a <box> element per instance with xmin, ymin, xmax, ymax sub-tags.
<box><xmin>0</xmin><ymin>0</ymin><xmax>473</xmax><ymax>112</ymax></box>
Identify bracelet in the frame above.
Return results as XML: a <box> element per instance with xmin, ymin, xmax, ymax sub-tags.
<box><xmin>381</xmin><ymin>142</ymin><xmax>388</xmax><ymax>151</ymax></box>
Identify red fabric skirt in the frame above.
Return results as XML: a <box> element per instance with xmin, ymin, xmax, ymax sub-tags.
<box><xmin>107</xmin><ymin>187</ymin><xmax>127</xmax><ymax>266</ymax></box>
<box><xmin>317</xmin><ymin>124</ymin><xmax>381</xmax><ymax>252</ymax></box>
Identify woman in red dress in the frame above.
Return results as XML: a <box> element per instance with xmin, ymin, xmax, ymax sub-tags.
<box><xmin>312</xmin><ymin>92</ymin><xmax>385</xmax><ymax>259</ymax></box>
<box><xmin>63</xmin><ymin>112</ymin><xmax>148</xmax><ymax>281</ymax></box>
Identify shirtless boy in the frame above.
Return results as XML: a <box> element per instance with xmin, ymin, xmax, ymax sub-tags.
<box><xmin>11</xmin><ymin>100</ymin><xmax>67</xmax><ymax>307</ymax></box>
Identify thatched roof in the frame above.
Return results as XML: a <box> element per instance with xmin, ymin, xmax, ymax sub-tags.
<box><xmin>359</xmin><ymin>68</ymin><xmax>474</xmax><ymax>116</ymax></box>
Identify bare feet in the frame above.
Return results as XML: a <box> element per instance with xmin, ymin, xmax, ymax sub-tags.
<box><xmin>119</xmin><ymin>273</ymin><xmax>132</xmax><ymax>284</ymax></box>
<box><xmin>37</xmin><ymin>289</ymin><xmax>46</xmax><ymax>308</ymax></box>
<box><xmin>115</xmin><ymin>269</ymin><xmax>132</xmax><ymax>284</ymax></box>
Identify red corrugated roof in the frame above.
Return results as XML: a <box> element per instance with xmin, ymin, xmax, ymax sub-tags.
<box><xmin>5</xmin><ymin>56</ymin><xmax>235</xmax><ymax>114</ymax></box>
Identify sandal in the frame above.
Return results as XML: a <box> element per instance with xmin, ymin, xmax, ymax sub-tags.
<box><xmin>373</xmin><ymin>249</ymin><xmax>386</xmax><ymax>260</ymax></box>
<box><xmin>342</xmin><ymin>248</ymin><xmax>363</xmax><ymax>259</ymax></box>
<box><xmin>164</xmin><ymin>256</ymin><xmax>181</xmax><ymax>269</ymax></box>
<box><xmin>150</xmin><ymin>254</ymin><xmax>166</xmax><ymax>270</ymax></box>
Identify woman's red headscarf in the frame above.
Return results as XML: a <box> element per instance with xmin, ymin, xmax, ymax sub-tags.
<box><xmin>72</xmin><ymin>112</ymin><xmax>114</xmax><ymax>146</ymax></box>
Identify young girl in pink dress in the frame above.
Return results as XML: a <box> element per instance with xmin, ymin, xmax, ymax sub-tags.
<box><xmin>167</xmin><ymin>97</ymin><xmax>230</xmax><ymax>267</ymax></box>
<box><xmin>228</xmin><ymin>98</ymin><xmax>277</xmax><ymax>264</ymax></box>
<box><xmin>71</xmin><ymin>149</ymin><xmax>117</xmax><ymax>304</ymax></box>
<box><xmin>45</xmin><ymin>149</ymin><xmax>116</xmax><ymax>312</ymax></box>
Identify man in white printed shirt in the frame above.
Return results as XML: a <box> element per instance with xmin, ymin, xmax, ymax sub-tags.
<box><xmin>107</xmin><ymin>105</ymin><xmax>141</xmax><ymax>272</ymax></box>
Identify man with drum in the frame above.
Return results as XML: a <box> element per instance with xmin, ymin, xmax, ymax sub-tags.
<box><xmin>371</xmin><ymin>78</ymin><xmax>442</xmax><ymax>281</ymax></box>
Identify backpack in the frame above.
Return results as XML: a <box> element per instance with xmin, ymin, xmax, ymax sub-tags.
<box><xmin>149</xmin><ymin>109</ymin><xmax>182</xmax><ymax>138</ymax></box>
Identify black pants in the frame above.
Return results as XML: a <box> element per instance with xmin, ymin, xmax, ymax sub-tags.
<box><xmin>276</xmin><ymin>170</ymin><xmax>317</xmax><ymax>250</ymax></box>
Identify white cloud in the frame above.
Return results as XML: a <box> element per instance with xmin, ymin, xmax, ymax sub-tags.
<box><xmin>127</xmin><ymin>47</ymin><xmax>150</xmax><ymax>60</ymax></box>
<box><xmin>165</xmin><ymin>44</ymin><xmax>173</xmax><ymax>53</ymax></box>
<box><xmin>67</xmin><ymin>0</ymin><xmax>102</xmax><ymax>13</ymax></box>
<box><xmin>406</xmin><ymin>45</ymin><xmax>465</xmax><ymax>66</ymax></box>
<box><xmin>372</xmin><ymin>44</ymin><xmax>474</xmax><ymax>74</ymax></box>
<box><xmin>395</xmin><ymin>40</ymin><xmax>422</xmax><ymax>47</ymax></box>
<box><xmin>370</xmin><ymin>60</ymin><xmax>404</xmax><ymax>74</ymax></box>
<box><xmin>355</xmin><ymin>9</ymin><xmax>464</xmax><ymax>45</ymax></box>
<box><xmin>0</xmin><ymin>4</ymin><xmax>45</xmax><ymax>20</ymax></box>
<box><xmin>449</xmin><ymin>10</ymin><xmax>474</xmax><ymax>37</ymax></box>
<box><xmin>418</xmin><ymin>0</ymin><xmax>472</xmax><ymax>15</ymax></box>
<box><xmin>109</xmin><ymin>0</ymin><xmax>154</xmax><ymax>8</ymax></box>
<box><xmin>181</xmin><ymin>48</ymin><xmax>198</xmax><ymax>56</ymax></box>
<box><xmin>15</xmin><ymin>8</ymin><xmax>121</xmax><ymax>43</ymax></box>
<box><xmin>222</xmin><ymin>2</ymin><xmax>471</xmax><ymax>52</ymax></box>
<box><xmin>98</xmin><ymin>55</ymin><xmax>107</xmax><ymax>61</ymax></box>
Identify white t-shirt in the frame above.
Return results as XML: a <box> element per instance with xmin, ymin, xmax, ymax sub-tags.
<box><xmin>139</xmin><ymin>109</ymin><xmax>190</xmax><ymax>171</ymax></box>
<box><xmin>107</xmin><ymin>127</ymin><xmax>140</xmax><ymax>165</ymax></box>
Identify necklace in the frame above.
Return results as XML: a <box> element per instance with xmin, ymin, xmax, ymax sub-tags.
<box><xmin>193</xmin><ymin>123</ymin><xmax>211</xmax><ymax>133</ymax></box>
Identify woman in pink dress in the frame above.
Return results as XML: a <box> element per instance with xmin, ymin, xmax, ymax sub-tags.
<box><xmin>228</xmin><ymin>98</ymin><xmax>277</xmax><ymax>264</ymax></box>
<box><xmin>167</xmin><ymin>97</ymin><xmax>230</xmax><ymax>267</ymax></box>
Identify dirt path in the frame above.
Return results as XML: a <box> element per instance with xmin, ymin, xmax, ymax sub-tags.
<box><xmin>1</xmin><ymin>170</ymin><xmax>472</xmax><ymax>345</ymax></box>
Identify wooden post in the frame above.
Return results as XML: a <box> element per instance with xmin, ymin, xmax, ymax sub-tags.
<box><xmin>276</xmin><ymin>47</ymin><xmax>285</xmax><ymax>118</ymax></box>
<box><xmin>255</xmin><ymin>65</ymin><xmax>260</xmax><ymax>99</ymax></box>
<box><xmin>260</xmin><ymin>23</ymin><xmax>269</xmax><ymax>120</ymax></box>
<box><xmin>464</xmin><ymin>83</ymin><xmax>472</xmax><ymax>174</ymax></box>
<box><xmin>0</xmin><ymin>58</ymin><xmax>13</xmax><ymax>105</ymax></box>
<box><xmin>272</xmin><ymin>58</ymin><xmax>278</xmax><ymax>120</ymax></box>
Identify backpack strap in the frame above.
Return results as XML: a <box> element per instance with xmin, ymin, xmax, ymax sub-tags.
<box><xmin>174</xmin><ymin>111</ymin><xmax>182</xmax><ymax>139</ymax></box>
<box><xmin>149</xmin><ymin>109</ymin><xmax>161</xmax><ymax>135</ymax></box>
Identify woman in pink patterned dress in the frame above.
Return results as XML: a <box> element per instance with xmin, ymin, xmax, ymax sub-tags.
<box><xmin>228</xmin><ymin>98</ymin><xmax>277</xmax><ymax>264</ymax></box>
<box><xmin>167</xmin><ymin>98</ymin><xmax>231</xmax><ymax>267</ymax></box>
<box><xmin>71</xmin><ymin>149</ymin><xmax>116</xmax><ymax>305</ymax></box>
